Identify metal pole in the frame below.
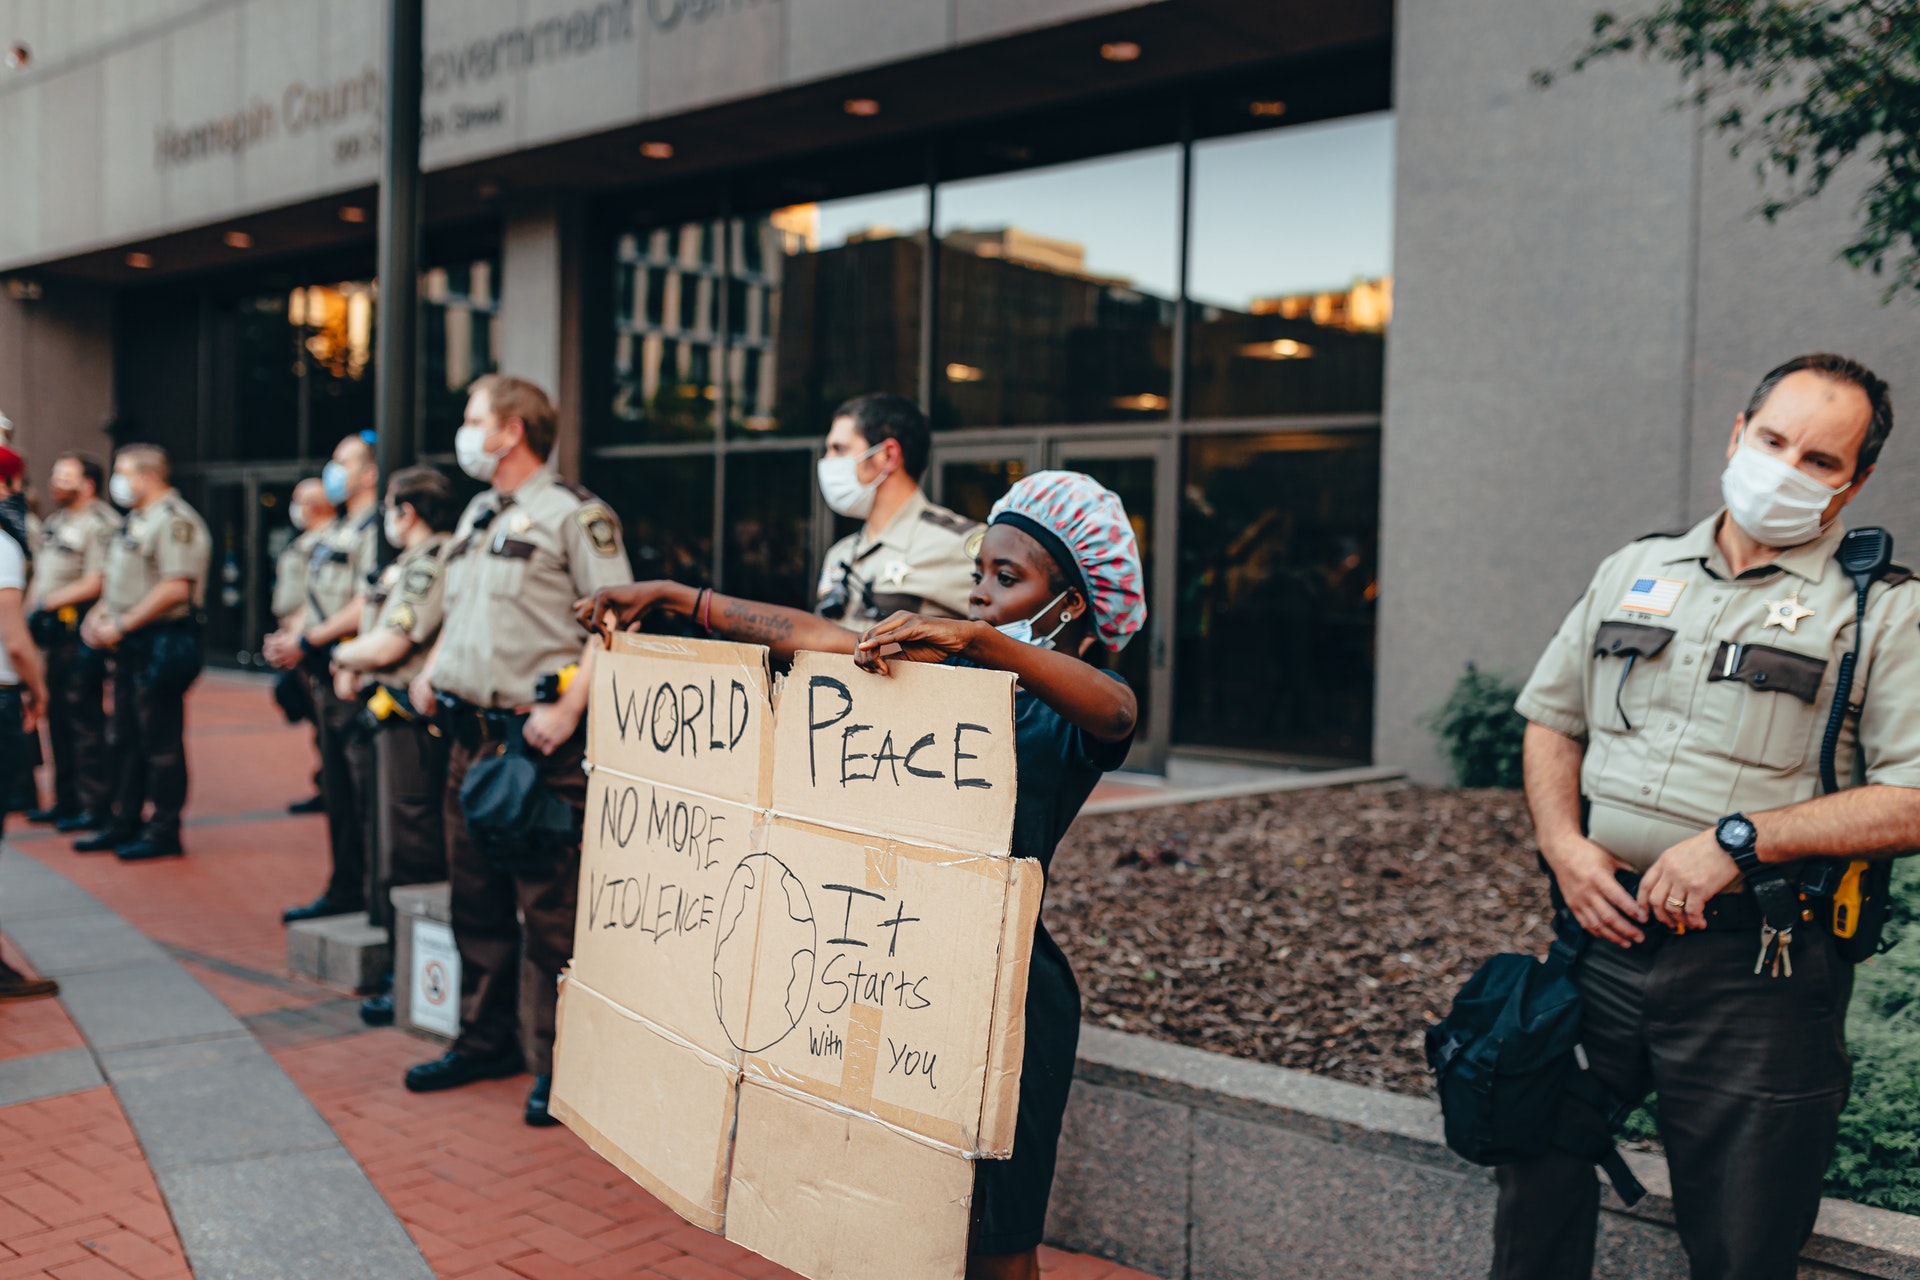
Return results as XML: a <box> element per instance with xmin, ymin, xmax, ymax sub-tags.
<box><xmin>373</xmin><ymin>0</ymin><xmax>423</xmax><ymax>568</ymax></box>
<box><xmin>917</xmin><ymin>147</ymin><xmax>940</xmax><ymax>414</ymax></box>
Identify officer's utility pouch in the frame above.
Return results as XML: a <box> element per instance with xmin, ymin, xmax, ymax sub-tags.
<box><xmin>459</xmin><ymin>728</ymin><xmax>575</xmax><ymax>879</ymax></box>
<box><xmin>1591</xmin><ymin>621</ymin><xmax>1674</xmax><ymax>731</ymax></box>
<box><xmin>1427</xmin><ymin>930</ymin><xmax>1646</xmax><ymax>1206</ymax></box>
<box><xmin>146</xmin><ymin>625</ymin><xmax>204</xmax><ymax>696</ymax></box>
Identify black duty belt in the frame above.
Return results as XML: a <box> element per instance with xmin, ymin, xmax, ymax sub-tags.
<box><xmin>436</xmin><ymin>694</ymin><xmax>526</xmax><ymax>750</ymax></box>
<box><xmin>1612</xmin><ymin>869</ymin><xmax>1823</xmax><ymax>935</ymax></box>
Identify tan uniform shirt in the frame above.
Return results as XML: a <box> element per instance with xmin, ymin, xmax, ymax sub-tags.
<box><xmin>435</xmin><ymin>468</ymin><xmax>633</xmax><ymax>709</ymax></box>
<box><xmin>1517</xmin><ymin>513</ymin><xmax>1920</xmax><ymax>869</ymax></box>
<box><xmin>271</xmin><ymin>527</ymin><xmax>326</xmax><ymax>623</ymax></box>
<box><xmin>102</xmin><ymin>490</ymin><xmax>211</xmax><ymax>621</ymax></box>
<box><xmin>816</xmin><ymin>488</ymin><xmax>981</xmax><ymax>629</ymax></box>
<box><xmin>307</xmin><ymin>508</ymin><xmax>380</xmax><ymax>623</ymax></box>
<box><xmin>33</xmin><ymin>500</ymin><xmax>119</xmax><ymax>606</ymax></box>
<box><xmin>358</xmin><ymin>533</ymin><xmax>450</xmax><ymax>687</ymax></box>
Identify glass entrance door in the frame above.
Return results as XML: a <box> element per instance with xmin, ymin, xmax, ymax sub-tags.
<box><xmin>185</xmin><ymin>466</ymin><xmax>303</xmax><ymax>668</ymax></box>
<box><xmin>1047</xmin><ymin>437</ymin><xmax>1174</xmax><ymax>773</ymax></box>
<box><xmin>930</xmin><ymin>440</ymin><xmax>1043</xmax><ymax>523</ymax></box>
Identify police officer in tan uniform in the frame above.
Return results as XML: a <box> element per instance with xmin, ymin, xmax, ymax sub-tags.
<box><xmin>270</xmin><ymin>478</ymin><xmax>336</xmax><ymax>815</ymax></box>
<box><xmin>268</xmin><ymin>435</ymin><xmax>380</xmax><ymax>922</ymax></box>
<box><xmin>75</xmin><ymin>445</ymin><xmax>210</xmax><ymax>862</ymax></box>
<box><xmin>583</xmin><ymin>393</ymin><xmax>979</xmax><ymax>658</ymax></box>
<box><xmin>26</xmin><ymin>454</ymin><xmax>119</xmax><ymax>832</ymax></box>
<box><xmin>332</xmin><ymin>466</ymin><xmax>457</xmax><ymax>1025</ymax></box>
<box><xmin>1500</xmin><ymin>354</ymin><xmax>1920</xmax><ymax>1280</ymax></box>
<box><xmin>402</xmin><ymin>374</ymin><xmax>631</xmax><ymax>1125</ymax></box>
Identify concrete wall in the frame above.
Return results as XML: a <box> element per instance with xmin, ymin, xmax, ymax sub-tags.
<box><xmin>0</xmin><ymin>282</ymin><xmax>118</xmax><ymax>483</ymax></box>
<box><xmin>0</xmin><ymin>0</ymin><xmax>1163</xmax><ymax>272</ymax></box>
<box><xmin>1377</xmin><ymin>0</ymin><xmax>1920</xmax><ymax>783</ymax></box>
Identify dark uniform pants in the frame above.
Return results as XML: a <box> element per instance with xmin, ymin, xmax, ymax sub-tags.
<box><xmin>0</xmin><ymin>688</ymin><xmax>25</xmax><ymax>971</ymax></box>
<box><xmin>1493</xmin><ymin>929</ymin><xmax>1853</xmax><ymax>1280</ymax></box>
<box><xmin>105</xmin><ymin>634</ymin><xmax>194</xmax><ymax>842</ymax></box>
<box><xmin>443</xmin><ymin>729</ymin><xmax>585</xmax><ymax>1077</ymax></box>
<box><xmin>43</xmin><ymin>638</ymin><xmax>109</xmax><ymax>816</ymax></box>
<box><xmin>309</xmin><ymin>670</ymin><xmax>372</xmax><ymax>906</ymax></box>
<box><xmin>365</xmin><ymin>716</ymin><xmax>449</xmax><ymax>930</ymax></box>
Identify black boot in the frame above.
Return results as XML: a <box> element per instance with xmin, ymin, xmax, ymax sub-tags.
<box><xmin>403</xmin><ymin>1048</ymin><xmax>524</xmax><ymax>1093</ymax></box>
<box><xmin>525</xmin><ymin>1074</ymin><xmax>560</xmax><ymax>1127</ymax></box>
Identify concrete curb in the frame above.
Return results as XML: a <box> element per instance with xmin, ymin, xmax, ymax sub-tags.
<box><xmin>1079</xmin><ymin>765</ymin><xmax>1405</xmax><ymax>816</ymax></box>
<box><xmin>0</xmin><ymin>846</ymin><xmax>433</xmax><ymax>1280</ymax></box>
<box><xmin>1047</xmin><ymin>1024</ymin><xmax>1920</xmax><ymax>1279</ymax></box>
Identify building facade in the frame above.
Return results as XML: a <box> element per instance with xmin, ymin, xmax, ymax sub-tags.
<box><xmin>0</xmin><ymin>0</ymin><xmax>1909</xmax><ymax>780</ymax></box>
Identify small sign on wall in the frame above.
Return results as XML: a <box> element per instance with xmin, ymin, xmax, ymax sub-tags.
<box><xmin>410</xmin><ymin>919</ymin><xmax>461</xmax><ymax>1038</ymax></box>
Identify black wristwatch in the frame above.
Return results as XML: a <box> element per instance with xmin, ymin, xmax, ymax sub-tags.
<box><xmin>1717</xmin><ymin>812</ymin><xmax>1800</xmax><ymax>930</ymax></box>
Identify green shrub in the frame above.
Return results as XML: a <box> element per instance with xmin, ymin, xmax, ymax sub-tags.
<box><xmin>1430</xmin><ymin>664</ymin><xmax>1526</xmax><ymax>788</ymax></box>
<box><xmin>1826</xmin><ymin>857</ymin><xmax>1920</xmax><ymax>1210</ymax></box>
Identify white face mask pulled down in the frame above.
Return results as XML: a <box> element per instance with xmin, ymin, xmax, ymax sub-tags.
<box><xmin>995</xmin><ymin>590</ymin><xmax>1075</xmax><ymax>650</ymax></box>
<box><xmin>1720</xmin><ymin>438</ymin><xmax>1851</xmax><ymax>548</ymax></box>
<box><xmin>816</xmin><ymin>444</ymin><xmax>887</xmax><ymax>519</ymax></box>
<box><xmin>455</xmin><ymin>426</ymin><xmax>510</xmax><ymax>483</ymax></box>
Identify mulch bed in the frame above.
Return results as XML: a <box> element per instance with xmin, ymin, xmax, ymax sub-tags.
<box><xmin>1047</xmin><ymin>780</ymin><xmax>1556</xmax><ymax>1097</ymax></box>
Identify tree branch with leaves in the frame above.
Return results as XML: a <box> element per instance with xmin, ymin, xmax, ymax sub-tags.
<box><xmin>1535</xmin><ymin>2</ymin><xmax>1920</xmax><ymax>300</ymax></box>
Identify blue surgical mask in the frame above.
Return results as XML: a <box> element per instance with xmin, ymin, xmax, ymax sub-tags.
<box><xmin>994</xmin><ymin>590</ymin><xmax>1074</xmax><ymax>650</ymax></box>
<box><xmin>321</xmin><ymin>460</ymin><xmax>351</xmax><ymax>506</ymax></box>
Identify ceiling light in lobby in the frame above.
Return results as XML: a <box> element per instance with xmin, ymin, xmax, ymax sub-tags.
<box><xmin>639</xmin><ymin>141</ymin><xmax>675</xmax><ymax>160</ymax></box>
<box><xmin>1238</xmin><ymin>338</ymin><xmax>1314</xmax><ymax>360</ymax></box>
<box><xmin>1100</xmin><ymin>41</ymin><xmax>1141</xmax><ymax>63</ymax></box>
<box><xmin>125</xmin><ymin>252</ymin><xmax>153</xmax><ymax>269</ymax></box>
<box><xmin>223</xmin><ymin>230</ymin><xmax>253</xmax><ymax>249</ymax></box>
<box><xmin>1250</xmin><ymin>100</ymin><xmax>1287</xmax><ymax>118</ymax></box>
<box><xmin>843</xmin><ymin>98</ymin><xmax>880</xmax><ymax>117</ymax></box>
<box><xmin>946</xmin><ymin>363</ymin><xmax>985</xmax><ymax>383</ymax></box>
<box><xmin>1112</xmin><ymin>392</ymin><xmax>1168</xmax><ymax>412</ymax></box>
<box><xmin>338</xmin><ymin>205</ymin><xmax>368</xmax><ymax>224</ymax></box>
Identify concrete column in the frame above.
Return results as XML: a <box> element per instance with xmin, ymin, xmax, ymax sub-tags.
<box><xmin>0</xmin><ymin>281</ymin><xmax>117</xmax><ymax>478</ymax></box>
<box><xmin>499</xmin><ymin>197</ymin><xmax>588</xmax><ymax>479</ymax></box>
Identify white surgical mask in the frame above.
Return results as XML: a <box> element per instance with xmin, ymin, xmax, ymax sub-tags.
<box><xmin>816</xmin><ymin>443</ymin><xmax>886</xmax><ymax>519</ymax></box>
<box><xmin>382</xmin><ymin>507</ymin><xmax>408</xmax><ymax>549</ymax></box>
<box><xmin>108</xmin><ymin>473</ymin><xmax>135</xmax><ymax>508</ymax></box>
<box><xmin>995</xmin><ymin>590</ymin><xmax>1074</xmax><ymax>650</ymax></box>
<box><xmin>1720</xmin><ymin>438</ymin><xmax>1851</xmax><ymax>548</ymax></box>
<box><xmin>455</xmin><ymin>425</ymin><xmax>507</xmax><ymax>483</ymax></box>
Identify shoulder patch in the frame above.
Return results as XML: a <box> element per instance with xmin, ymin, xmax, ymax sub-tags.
<box><xmin>964</xmin><ymin>528</ymin><xmax>984</xmax><ymax>560</ymax></box>
<box><xmin>401</xmin><ymin>562</ymin><xmax>439</xmax><ymax>599</ymax></box>
<box><xmin>919</xmin><ymin>506</ymin><xmax>978</xmax><ymax>537</ymax></box>
<box><xmin>1633</xmin><ymin>528</ymin><xmax>1691</xmax><ymax>543</ymax></box>
<box><xmin>170</xmin><ymin>519</ymin><xmax>195</xmax><ymax>544</ymax></box>
<box><xmin>388</xmin><ymin>603</ymin><xmax>417</xmax><ymax>634</ymax></box>
<box><xmin>576</xmin><ymin>505</ymin><xmax>619</xmax><ymax>557</ymax></box>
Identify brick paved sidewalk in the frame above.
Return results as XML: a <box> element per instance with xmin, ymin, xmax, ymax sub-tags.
<box><xmin>1</xmin><ymin>674</ymin><xmax>1160</xmax><ymax>1280</ymax></box>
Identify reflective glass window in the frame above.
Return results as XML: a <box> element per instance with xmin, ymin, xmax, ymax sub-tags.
<box><xmin>611</xmin><ymin>219</ymin><xmax>729</xmax><ymax>442</ymax></box>
<box><xmin>730</xmin><ymin>189</ymin><xmax>927</xmax><ymax>439</ymax></box>
<box><xmin>1187</xmin><ymin>114</ymin><xmax>1394</xmax><ymax>420</ymax></box>
<box><xmin>935</xmin><ymin>147</ymin><xmax>1178</xmax><ymax>427</ymax></box>
<box><xmin>422</xmin><ymin>260</ymin><xmax>502</xmax><ymax>455</ymax></box>
<box><xmin>1175</xmin><ymin>430</ymin><xmax>1379</xmax><ymax>761</ymax></box>
<box><xmin>589</xmin><ymin>456</ymin><xmax>715</xmax><ymax>588</ymax></box>
<box><xmin>723</xmin><ymin>451</ymin><xmax>816</xmax><ymax>607</ymax></box>
<box><xmin>292</xmin><ymin>279</ymin><xmax>379</xmax><ymax>455</ymax></box>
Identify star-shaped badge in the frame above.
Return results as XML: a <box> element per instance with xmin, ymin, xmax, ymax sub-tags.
<box><xmin>1762</xmin><ymin>592</ymin><xmax>1815</xmax><ymax>634</ymax></box>
<box><xmin>880</xmin><ymin>559</ymin><xmax>909</xmax><ymax>587</ymax></box>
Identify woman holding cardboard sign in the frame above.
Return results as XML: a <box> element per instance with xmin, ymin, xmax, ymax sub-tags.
<box><xmin>853</xmin><ymin>471</ymin><xmax>1145</xmax><ymax>1280</ymax></box>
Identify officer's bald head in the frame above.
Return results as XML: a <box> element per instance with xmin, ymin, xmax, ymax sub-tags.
<box><xmin>333</xmin><ymin>434</ymin><xmax>374</xmax><ymax>471</ymax></box>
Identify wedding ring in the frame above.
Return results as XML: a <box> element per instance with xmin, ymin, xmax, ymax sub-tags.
<box><xmin>1665</xmin><ymin>896</ymin><xmax>1687</xmax><ymax>910</ymax></box>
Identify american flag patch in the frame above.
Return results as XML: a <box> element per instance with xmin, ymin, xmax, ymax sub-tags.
<box><xmin>1620</xmin><ymin>576</ymin><xmax>1686</xmax><ymax>616</ymax></box>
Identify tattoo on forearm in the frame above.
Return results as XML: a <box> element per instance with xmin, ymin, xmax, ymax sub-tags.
<box><xmin>724</xmin><ymin>601</ymin><xmax>795</xmax><ymax>643</ymax></box>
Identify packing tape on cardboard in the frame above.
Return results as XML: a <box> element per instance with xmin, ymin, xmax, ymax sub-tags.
<box><xmin>838</xmin><ymin>1003</ymin><xmax>886</xmax><ymax>1111</ymax></box>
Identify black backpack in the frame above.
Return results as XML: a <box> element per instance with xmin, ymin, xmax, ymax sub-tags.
<box><xmin>1425</xmin><ymin>932</ymin><xmax>1646</xmax><ymax>1205</ymax></box>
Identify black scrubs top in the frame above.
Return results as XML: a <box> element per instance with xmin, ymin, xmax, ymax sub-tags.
<box><xmin>969</xmin><ymin>664</ymin><xmax>1132</xmax><ymax>1255</ymax></box>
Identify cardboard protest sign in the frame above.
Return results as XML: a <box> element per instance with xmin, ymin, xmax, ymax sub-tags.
<box><xmin>552</xmin><ymin>638</ymin><xmax>1039</xmax><ymax>1280</ymax></box>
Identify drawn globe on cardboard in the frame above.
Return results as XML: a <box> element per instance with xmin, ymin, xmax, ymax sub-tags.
<box><xmin>712</xmin><ymin>852</ymin><xmax>816</xmax><ymax>1053</ymax></box>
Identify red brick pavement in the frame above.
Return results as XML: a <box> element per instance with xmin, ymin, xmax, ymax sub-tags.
<box><xmin>6</xmin><ymin>674</ymin><xmax>1161</xmax><ymax>1280</ymax></box>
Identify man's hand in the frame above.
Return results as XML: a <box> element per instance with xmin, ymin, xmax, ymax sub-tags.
<box><xmin>20</xmin><ymin>684</ymin><xmax>42</xmax><ymax>735</ymax></box>
<box><xmin>524</xmin><ymin>699</ymin><xmax>582</xmax><ymax>755</ymax></box>
<box><xmin>853</xmin><ymin>613</ymin><xmax>983</xmax><ymax>676</ymax></box>
<box><xmin>83</xmin><ymin>613</ymin><xmax>123</xmax><ymax>650</ymax></box>
<box><xmin>332</xmin><ymin>666</ymin><xmax>361</xmax><ymax>702</ymax></box>
<box><xmin>575</xmin><ymin>581</ymin><xmax>684</xmax><ymax>639</ymax></box>
<box><xmin>1541</xmin><ymin>833</ymin><xmax>1647</xmax><ymax>947</ymax></box>
<box><xmin>408</xmin><ymin>671</ymin><xmax>437</xmax><ymax>718</ymax></box>
<box><xmin>262</xmin><ymin>630</ymin><xmax>302</xmax><ymax>670</ymax></box>
<box><xmin>1638</xmin><ymin>829</ymin><xmax>1741</xmax><ymax>932</ymax></box>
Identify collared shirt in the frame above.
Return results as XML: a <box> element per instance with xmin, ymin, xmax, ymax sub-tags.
<box><xmin>271</xmin><ymin>527</ymin><xmax>326</xmax><ymax>623</ymax></box>
<box><xmin>435</xmin><ymin>468</ymin><xmax>633</xmax><ymax>709</ymax></box>
<box><xmin>359</xmin><ymin>532</ymin><xmax>450</xmax><ymax>687</ymax></box>
<box><xmin>102</xmin><ymin>490</ymin><xmax>211</xmax><ymax>621</ymax></box>
<box><xmin>306</xmin><ymin>508</ymin><xmax>380</xmax><ymax>621</ymax></box>
<box><xmin>1516</xmin><ymin>511</ymin><xmax>1920</xmax><ymax>869</ymax></box>
<box><xmin>33</xmin><ymin>499</ymin><xmax>119</xmax><ymax>604</ymax></box>
<box><xmin>816</xmin><ymin>488</ymin><xmax>981</xmax><ymax>629</ymax></box>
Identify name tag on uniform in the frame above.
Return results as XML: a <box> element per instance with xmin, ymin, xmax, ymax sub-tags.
<box><xmin>1620</xmin><ymin>577</ymin><xmax>1686</xmax><ymax>616</ymax></box>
